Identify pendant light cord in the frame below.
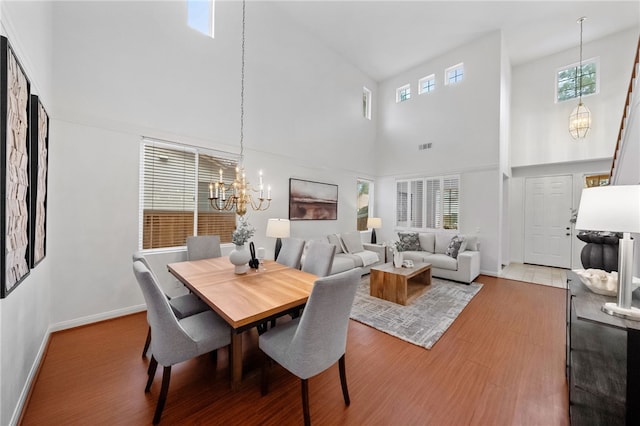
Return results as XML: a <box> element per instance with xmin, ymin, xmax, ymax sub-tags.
<box><xmin>577</xmin><ymin>17</ymin><xmax>585</xmax><ymax>102</ymax></box>
<box><xmin>240</xmin><ymin>0</ymin><xmax>246</xmax><ymax>164</ymax></box>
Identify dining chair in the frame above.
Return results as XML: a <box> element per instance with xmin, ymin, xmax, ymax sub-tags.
<box><xmin>132</xmin><ymin>252</ymin><xmax>209</xmax><ymax>358</ymax></box>
<box><xmin>133</xmin><ymin>260</ymin><xmax>231</xmax><ymax>424</ymax></box>
<box><xmin>275</xmin><ymin>237</ymin><xmax>305</xmax><ymax>269</ymax></box>
<box><xmin>186</xmin><ymin>235</ymin><xmax>222</xmax><ymax>261</ymax></box>
<box><xmin>301</xmin><ymin>241</ymin><xmax>337</xmax><ymax>277</ymax></box>
<box><xmin>259</xmin><ymin>268</ymin><xmax>361</xmax><ymax>426</ymax></box>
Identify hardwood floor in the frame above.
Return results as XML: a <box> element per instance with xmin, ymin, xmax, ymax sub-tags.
<box><xmin>20</xmin><ymin>275</ymin><xmax>569</xmax><ymax>425</ymax></box>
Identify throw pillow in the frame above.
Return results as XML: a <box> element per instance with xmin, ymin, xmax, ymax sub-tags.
<box><xmin>445</xmin><ymin>235</ymin><xmax>465</xmax><ymax>259</ymax></box>
<box><xmin>418</xmin><ymin>233</ymin><xmax>435</xmax><ymax>253</ymax></box>
<box><xmin>397</xmin><ymin>232</ymin><xmax>422</xmax><ymax>252</ymax></box>
<box><xmin>341</xmin><ymin>231</ymin><xmax>364</xmax><ymax>254</ymax></box>
<box><xmin>435</xmin><ymin>233</ymin><xmax>451</xmax><ymax>254</ymax></box>
<box><xmin>327</xmin><ymin>234</ymin><xmax>344</xmax><ymax>254</ymax></box>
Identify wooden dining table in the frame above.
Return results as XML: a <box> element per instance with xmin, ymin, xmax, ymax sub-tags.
<box><xmin>167</xmin><ymin>257</ymin><xmax>317</xmax><ymax>389</ymax></box>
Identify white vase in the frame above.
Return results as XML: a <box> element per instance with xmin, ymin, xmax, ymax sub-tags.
<box><xmin>229</xmin><ymin>244</ymin><xmax>251</xmax><ymax>274</ymax></box>
<box><xmin>393</xmin><ymin>251</ymin><xmax>403</xmax><ymax>268</ymax></box>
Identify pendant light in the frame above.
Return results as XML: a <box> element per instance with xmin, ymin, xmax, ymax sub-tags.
<box><xmin>569</xmin><ymin>16</ymin><xmax>591</xmax><ymax>140</ymax></box>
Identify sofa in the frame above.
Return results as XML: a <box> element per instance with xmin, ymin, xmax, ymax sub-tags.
<box><xmin>394</xmin><ymin>231</ymin><xmax>480</xmax><ymax>284</ymax></box>
<box><xmin>301</xmin><ymin>231</ymin><xmax>385</xmax><ymax>276</ymax></box>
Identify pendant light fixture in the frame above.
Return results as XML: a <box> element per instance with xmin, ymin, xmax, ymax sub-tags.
<box><xmin>569</xmin><ymin>16</ymin><xmax>591</xmax><ymax>140</ymax></box>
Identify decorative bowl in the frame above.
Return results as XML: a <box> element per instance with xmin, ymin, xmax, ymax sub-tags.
<box><xmin>573</xmin><ymin>269</ymin><xmax>640</xmax><ymax>296</ymax></box>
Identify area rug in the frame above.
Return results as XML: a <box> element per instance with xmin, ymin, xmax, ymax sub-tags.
<box><xmin>349</xmin><ymin>276</ymin><xmax>483</xmax><ymax>349</ymax></box>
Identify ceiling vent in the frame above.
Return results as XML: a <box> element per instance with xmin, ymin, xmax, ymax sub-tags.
<box><xmin>418</xmin><ymin>143</ymin><xmax>433</xmax><ymax>151</ymax></box>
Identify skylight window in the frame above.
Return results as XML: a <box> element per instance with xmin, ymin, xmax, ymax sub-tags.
<box><xmin>396</xmin><ymin>84</ymin><xmax>411</xmax><ymax>103</ymax></box>
<box><xmin>419</xmin><ymin>74</ymin><xmax>436</xmax><ymax>94</ymax></box>
<box><xmin>187</xmin><ymin>0</ymin><xmax>215</xmax><ymax>38</ymax></box>
<box><xmin>445</xmin><ymin>63</ymin><xmax>464</xmax><ymax>86</ymax></box>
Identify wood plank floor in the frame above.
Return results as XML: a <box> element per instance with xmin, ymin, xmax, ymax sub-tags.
<box><xmin>20</xmin><ymin>275</ymin><xmax>569</xmax><ymax>425</ymax></box>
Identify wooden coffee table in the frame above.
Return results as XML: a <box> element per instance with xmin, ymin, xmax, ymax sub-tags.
<box><xmin>370</xmin><ymin>262</ymin><xmax>432</xmax><ymax>305</ymax></box>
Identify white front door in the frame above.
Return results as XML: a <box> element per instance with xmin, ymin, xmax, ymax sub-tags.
<box><xmin>524</xmin><ymin>175</ymin><xmax>573</xmax><ymax>268</ymax></box>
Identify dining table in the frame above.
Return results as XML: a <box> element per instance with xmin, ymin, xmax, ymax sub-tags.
<box><xmin>167</xmin><ymin>256</ymin><xmax>317</xmax><ymax>390</ymax></box>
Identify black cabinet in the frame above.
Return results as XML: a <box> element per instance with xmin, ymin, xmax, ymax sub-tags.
<box><xmin>566</xmin><ymin>272</ymin><xmax>640</xmax><ymax>425</ymax></box>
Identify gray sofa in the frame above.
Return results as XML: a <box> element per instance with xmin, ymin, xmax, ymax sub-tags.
<box><xmin>395</xmin><ymin>231</ymin><xmax>480</xmax><ymax>283</ymax></box>
<box><xmin>301</xmin><ymin>231</ymin><xmax>385</xmax><ymax>276</ymax></box>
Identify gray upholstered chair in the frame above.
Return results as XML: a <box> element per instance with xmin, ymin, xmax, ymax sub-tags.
<box><xmin>301</xmin><ymin>241</ymin><xmax>336</xmax><ymax>277</ymax></box>
<box><xmin>133</xmin><ymin>261</ymin><xmax>231</xmax><ymax>424</ymax></box>
<box><xmin>132</xmin><ymin>252</ymin><xmax>209</xmax><ymax>357</ymax></box>
<box><xmin>186</xmin><ymin>235</ymin><xmax>222</xmax><ymax>261</ymax></box>
<box><xmin>276</xmin><ymin>237</ymin><xmax>305</xmax><ymax>269</ymax></box>
<box><xmin>259</xmin><ymin>268</ymin><xmax>361</xmax><ymax>426</ymax></box>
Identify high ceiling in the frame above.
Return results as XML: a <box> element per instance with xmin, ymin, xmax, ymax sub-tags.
<box><xmin>272</xmin><ymin>0</ymin><xmax>640</xmax><ymax>81</ymax></box>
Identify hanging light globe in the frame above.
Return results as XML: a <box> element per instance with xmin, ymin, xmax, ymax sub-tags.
<box><xmin>569</xmin><ymin>101</ymin><xmax>591</xmax><ymax>140</ymax></box>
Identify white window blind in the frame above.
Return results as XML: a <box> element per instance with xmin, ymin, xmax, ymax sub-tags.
<box><xmin>139</xmin><ymin>138</ymin><xmax>237</xmax><ymax>250</ymax></box>
<box><xmin>396</xmin><ymin>175</ymin><xmax>460</xmax><ymax>231</ymax></box>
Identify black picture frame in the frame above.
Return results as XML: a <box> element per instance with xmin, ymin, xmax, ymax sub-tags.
<box><xmin>289</xmin><ymin>178</ymin><xmax>338</xmax><ymax>220</ymax></box>
<box><xmin>29</xmin><ymin>94</ymin><xmax>48</xmax><ymax>268</ymax></box>
<box><xmin>1</xmin><ymin>36</ymin><xmax>31</xmax><ymax>298</ymax></box>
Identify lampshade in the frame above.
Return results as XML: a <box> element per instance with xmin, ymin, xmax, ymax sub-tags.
<box><xmin>569</xmin><ymin>102</ymin><xmax>591</xmax><ymax>140</ymax></box>
<box><xmin>367</xmin><ymin>217</ymin><xmax>382</xmax><ymax>229</ymax></box>
<box><xmin>266</xmin><ymin>218</ymin><xmax>290</xmax><ymax>238</ymax></box>
<box><xmin>575</xmin><ymin>185</ymin><xmax>640</xmax><ymax>233</ymax></box>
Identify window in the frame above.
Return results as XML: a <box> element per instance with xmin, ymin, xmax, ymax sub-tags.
<box><xmin>187</xmin><ymin>0</ymin><xmax>215</xmax><ymax>38</ymax></box>
<box><xmin>445</xmin><ymin>63</ymin><xmax>464</xmax><ymax>86</ymax></box>
<box><xmin>357</xmin><ymin>179</ymin><xmax>374</xmax><ymax>231</ymax></box>
<box><xmin>363</xmin><ymin>87</ymin><xmax>372</xmax><ymax>120</ymax></box>
<box><xmin>556</xmin><ymin>59</ymin><xmax>598</xmax><ymax>102</ymax></box>
<box><xmin>396</xmin><ymin>175</ymin><xmax>460</xmax><ymax>230</ymax></box>
<box><xmin>139</xmin><ymin>138</ymin><xmax>237</xmax><ymax>250</ymax></box>
<box><xmin>396</xmin><ymin>84</ymin><xmax>411</xmax><ymax>103</ymax></box>
<box><xmin>418</xmin><ymin>74</ymin><xmax>436</xmax><ymax>94</ymax></box>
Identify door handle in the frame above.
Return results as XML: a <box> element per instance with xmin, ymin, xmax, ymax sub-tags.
<box><xmin>566</xmin><ymin>233</ymin><xmax>571</xmax><ymax>236</ymax></box>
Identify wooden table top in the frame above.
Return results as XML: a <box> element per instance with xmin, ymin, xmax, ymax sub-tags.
<box><xmin>371</xmin><ymin>261</ymin><xmax>431</xmax><ymax>277</ymax></box>
<box><xmin>167</xmin><ymin>257</ymin><xmax>317</xmax><ymax>331</ymax></box>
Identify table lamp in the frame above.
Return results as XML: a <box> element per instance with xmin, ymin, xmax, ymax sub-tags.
<box><xmin>575</xmin><ymin>185</ymin><xmax>640</xmax><ymax>320</ymax></box>
<box><xmin>266</xmin><ymin>218</ymin><xmax>290</xmax><ymax>260</ymax></box>
<box><xmin>367</xmin><ymin>217</ymin><xmax>382</xmax><ymax>244</ymax></box>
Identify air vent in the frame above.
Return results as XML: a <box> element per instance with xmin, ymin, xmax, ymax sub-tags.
<box><xmin>418</xmin><ymin>143</ymin><xmax>432</xmax><ymax>151</ymax></box>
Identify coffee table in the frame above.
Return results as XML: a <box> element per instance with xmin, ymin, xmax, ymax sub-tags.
<box><xmin>370</xmin><ymin>262</ymin><xmax>432</xmax><ymax>305</ymax></box>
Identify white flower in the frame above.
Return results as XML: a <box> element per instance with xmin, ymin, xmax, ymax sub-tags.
<box><xmin>231</xmin><ymin>217</ymin><xmax>255</xmax><ymax>246</ymax></box>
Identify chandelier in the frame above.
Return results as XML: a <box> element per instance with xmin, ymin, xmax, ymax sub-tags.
<box><xmin>209</xmin><ymin>0</ymin><xmax>271</xmax><ymax>216</ymax></box>
<box><xmin>569</xmin><ymin>16</ymin><xmax>591</xmax><ymax>140</ymax></box>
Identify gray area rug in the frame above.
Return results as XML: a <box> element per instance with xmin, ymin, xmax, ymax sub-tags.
<box><xmin>350</xmin><ymin>276</ymin><xmax>483</xmax><ymax>349</ymax></box>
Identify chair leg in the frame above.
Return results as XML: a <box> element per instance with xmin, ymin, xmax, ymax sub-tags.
<box><xmin>142</xmin><ymin>326</ymin><xmax>151</xmax><ymax>358</ymax></box>
<box><xmin>146</xmin><ymin>355</ymin><xmax>158</xmax><ymax>392</ymax></box>
<box><xmin>153</xmin><ymin>366</ymin><xmax>172</xmax><ymax>425</ymax></box>
<box><xmin>339</xmin><ymin>354</ymin><xmax>350</xmax><ymax>406</ymax></box>
<box><xmin>301</xmin><ymin>379</ymin><xmax>311</xmax><ymax>426</ymax></box>
<box><xmin>261</xmin><ymin>352</ymin><xmax>269</xmax><ymax>396</ymax></box>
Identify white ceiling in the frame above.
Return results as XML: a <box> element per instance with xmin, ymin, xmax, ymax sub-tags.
<box><xmin>272</xmin><ymin>0</ymin><xmax>640</xmax><ymax>82</ymax></box>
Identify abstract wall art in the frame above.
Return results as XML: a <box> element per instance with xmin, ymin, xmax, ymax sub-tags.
<box><xmin>289</xmin><ymin>178</ymin><xmax>338</xmax><ymax>220</ymax></box>
<box><xmin>29</xmin><ymin>94</ymin><xmax>48</xmax><ymax>268</ymax></box>
<box><xmin>1</xmin><ymin>36</ymin><xmax>31</xmax><ymax>298</ymax></box>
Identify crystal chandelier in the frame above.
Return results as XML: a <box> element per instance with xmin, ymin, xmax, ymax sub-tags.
<box><xmin>569</xmin><ymin>17</ymin><xmax>591</xmax><ymax>140</ymax></box>
<box><xmin>209</xmin><ymin>0</ymin><xmax>271</xmax><ymax>216</ymax></box>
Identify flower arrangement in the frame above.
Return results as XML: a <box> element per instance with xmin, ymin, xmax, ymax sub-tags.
<box><xmin>232</xmin><ymin>217</ymin><xmax>255</xmax><ymax>246</ymax></box>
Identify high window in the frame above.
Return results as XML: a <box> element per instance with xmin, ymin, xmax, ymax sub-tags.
<box><xmin>445</xmin><ymin>63</ymin><xmax>464</xmax><ymax>86</ymax></box>
<box><xmin>396</xmin><ymin>175</ymin><xmax>460</xmax><ymax>230</ymax></box>
<box><xmin>396</xmin><ymin>84</ymin><xmax>411</xmax><ymax>103</ymax></box>
<box><xmin>357</xmin><ymin>179</ymin><xmax>374</xmax><ymax>231</ymax></box>
<box><xmin>139</xmin><ymin>138</ymin><xmax>237</xmax><ymax>250</ymax></box>
<box><xmin>556</xmin><ymin>58</ymin><xmax>598</xmax><ymax>102</ymax></box>
<box><xmin>418</xmin><ymin>74</ymin><xmax>436</xmax><ymax>94</ymax></box>
<box><xmin>363</xmin><ymin>87</ymin><xmax>372</xmax><ymax>120</ymax></box>
<box><xmin>187</xmin><ymin>0</ymin><xmax>215</xmax><ymax>38</ymax></box>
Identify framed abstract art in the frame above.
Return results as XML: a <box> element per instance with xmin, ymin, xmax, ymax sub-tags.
<box><xmin>1</xmin><ymin>36</ymin><xmax>31</xmax><ymax>297</ymax></box>
<box><xmin>289</xmin><ymin>178</ymin><xmax>338</xmax><ymax>220</ymax></box>
<box><xmin>29</xmin><ymin>94</ymin><xmax>48</xmax><ymax>268</ymax></box>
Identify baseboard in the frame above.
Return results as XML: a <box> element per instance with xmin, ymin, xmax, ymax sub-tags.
<box><xmin>480</xmin><ymin>269</ymin><xmax>499</xmax><ymax>277</ymax></box>
<box><xmin>49</xmin><ymin>304</ymin><xmax>147</xmax><ymax>332</ymax></box>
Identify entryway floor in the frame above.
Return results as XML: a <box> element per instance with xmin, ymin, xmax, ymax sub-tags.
<box><xmin>499</xmin><ymin>262</ymin><xmax>568</xmax><ymax>289</ymax></box>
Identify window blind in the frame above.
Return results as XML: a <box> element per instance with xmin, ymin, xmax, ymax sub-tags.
<box><xmin>395</xmin><ymin>175</ymin><xmax>460</xmax><ymax>231</ymax></box>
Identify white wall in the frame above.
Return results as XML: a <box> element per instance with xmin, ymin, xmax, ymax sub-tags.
<box><xmin>511</xmin><ymin>28</ymin><xmax>639</xmax><ymax>167</ymax></box>
<box><xmin>0</xmin><ymin>2</ymin><xmax>53</xmax><ymax>425</ymax></box>
<box><xmin>374</xmin><ymin>31</ymin><xmax>503</xmax><ymax>275</ymax></box>
<box><xmin>48</xmin><ymin>0</ymin><xmax>377</xmax><ymax>326</ymax></box>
